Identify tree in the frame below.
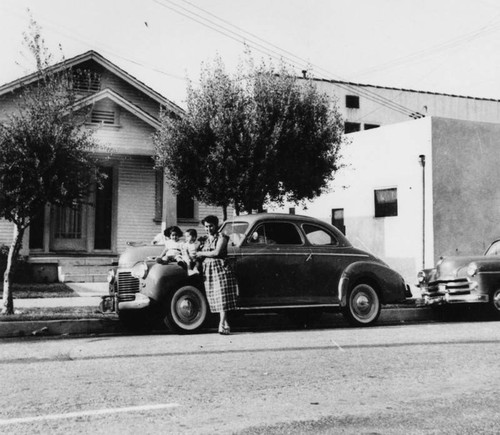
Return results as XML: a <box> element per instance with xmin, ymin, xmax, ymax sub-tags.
<box><xmin>153</xmin><ymin>55</ymin><xmax>345</xmax><ymax>218</ymax></box>
<box><xmin>0</xmin><ymin>20</ymin><xmax>103</xmax><ymax>314</ymax></box>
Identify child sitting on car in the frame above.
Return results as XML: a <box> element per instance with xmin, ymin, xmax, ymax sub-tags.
<box><xmin>156</xmin><ymin>226</ymin><xmax>183</xmax><ymax>265</ymax></box>
<box><xmin>181</xmin><ymin>228</ymin><xmax>201</xmax><ymax>275</ymax></box>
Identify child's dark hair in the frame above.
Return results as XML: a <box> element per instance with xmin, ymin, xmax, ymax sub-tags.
<box><xmin>164</xmin><ymin>226</ymin><xmax>182</xmax><ymax>237</ymax></box>
<box><xmin>185</xmin><ymin>228</ymin><xmax>197</xmax><ymax>239</ymax></box>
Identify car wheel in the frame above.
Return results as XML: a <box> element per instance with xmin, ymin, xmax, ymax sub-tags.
<box><xmin>488</xmin><ymin>288</ymin><xmax>500</xmax><ymax>318</ymax></box>
<box><xmin>118</xmin><ymin>308</ymin><xmax>156</xmax><ymax>333</ymax></box>
<box><xmin>164</xmin><ymin>285</ymin><xmax>208</xmax><ymax>333</ymax></box>
<box><xmin>343</xmin><ymin>283</ymin><xmax>381</xmax><ymax>326</ymax></box>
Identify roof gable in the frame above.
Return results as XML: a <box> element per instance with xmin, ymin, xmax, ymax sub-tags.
<box><xmin>74</xmin><ymin>88</ymin><xmax>161</xmax><ymax>129</ymax></box>
<box><xmin>0</xmin><ymin>50</ymin><xmax>184</xmax><ymax>116</ymax></box>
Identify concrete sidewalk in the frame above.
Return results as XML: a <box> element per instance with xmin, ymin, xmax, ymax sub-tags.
<box><xmin>14</xmin><ymin>282</ymin><xmax>108</xmax><ymax>308</ymax></box>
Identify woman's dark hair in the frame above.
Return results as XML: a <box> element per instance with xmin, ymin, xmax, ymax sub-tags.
<box><xmin>201</xmin><ymin>215</ymin><xmax>219</xmax><ymax>228</ymax></box>
<box><xmin>164</xmin><ymin>226</ymin><xmax>182</xmax><ymax>237</ymax></box>
<box><xmin>185</xmin><ymin>228</ymin><xmax>197</xmax><ymax>238</ymax></box>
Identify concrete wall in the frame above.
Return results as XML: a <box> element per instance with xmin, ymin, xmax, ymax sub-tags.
<box><xmin>270</xmin><ymin>117</ymin><xmax>434</xmax><ymax>285</ymax></box>
<box><xmin>432</xmin><ymin>117</ymin><xmax>500</xmax><ymax>259</ymax></box>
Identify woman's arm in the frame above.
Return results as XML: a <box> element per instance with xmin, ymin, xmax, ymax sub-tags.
<box><xmin>197</xmin><ymin>235</ymin><xmax>227</xmax><ymax>258</ymax></box>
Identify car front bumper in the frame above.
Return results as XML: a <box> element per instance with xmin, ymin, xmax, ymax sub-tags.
<box><xmin>117</xmin><ymin>292</ymin><xmax>151</xmax><ymax>310</ymax></box>
<box><xmin>418</xmin><ymin>280</ymin><xmax>489</xmax><ymax>306</ymax></box>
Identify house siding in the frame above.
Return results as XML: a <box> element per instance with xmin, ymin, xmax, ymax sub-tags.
<box><xmin>92</xmin><ymin>101</ymin><xmax>157</xmax><ymax>156</ymax></box>
<box><xmin>116</xmin><ymin>156</ymin><xmax>159</xmax><ymax>251</ymax></box>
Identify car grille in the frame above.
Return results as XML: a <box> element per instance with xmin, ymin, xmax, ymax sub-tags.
<box><xmin>425</xmin><ymin>278</ymin><xmax>472</xmax><ymax>295</ymax></box>
<box><xmin>117</xmin><ymin>271</ymin><xmax>140</xmax><ymax>302</ymax></box>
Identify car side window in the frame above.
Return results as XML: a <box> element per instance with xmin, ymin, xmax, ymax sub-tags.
<box><xmin>248</xmin><ymin>222</ymin><xmax>303</xmax><ymax>245</ymax></box>
<box><xmin>302</xmin><ymin>224</ymin><xmax>338</xmax><ymax>246</ymax></box>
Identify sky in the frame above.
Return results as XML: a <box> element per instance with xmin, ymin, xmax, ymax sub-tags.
<box><xmin>1</xmin><ymin>0</ymin><xmax>500</xmax><ymax>108</ymax></box>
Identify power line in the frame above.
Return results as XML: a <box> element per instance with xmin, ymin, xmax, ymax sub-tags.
<box><xmin>154</xmin><ymin>0</ymin><xmax>420</xmax><ymax>118</ymax></box>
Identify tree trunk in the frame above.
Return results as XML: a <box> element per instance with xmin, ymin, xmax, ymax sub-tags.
<box><xmin>2</xmin><ymin>225</ymin><xmax>24</xmax><ymax>315</ymax></box>
<box><xmin>222</xmin><ymin>205</ymin><xmax>228</xmax><ymax>221</ymax></box>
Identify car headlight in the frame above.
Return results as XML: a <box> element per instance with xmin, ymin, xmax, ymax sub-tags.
<box><xmin>417</xmin><ymin>270</ymin><xmax>426</xmax><ymax>284</ymax></box>
<box><xmin>107</xmin><ymin>269</ymin><xmax>116</xmax><ymax>284</ymax></box>
<box><xmin>131</xmin><ymin>261</ymin><xmax>149</xmax><ymax>279</ymax></box>
<box><xmin>466</xmin><ymin>263</ymin><xmax>478</xmax><ymax>277</ymax></box>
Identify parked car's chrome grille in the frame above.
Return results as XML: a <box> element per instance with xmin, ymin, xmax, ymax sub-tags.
<box><xmin>426</xmin><ymin>278</ymin><xmax>472</xmax><ymax>295</ymax></box>
<box><xmin>117</xmin><ymin>271</ymin><xmax>140</xmax><ymax>302</ymax></box>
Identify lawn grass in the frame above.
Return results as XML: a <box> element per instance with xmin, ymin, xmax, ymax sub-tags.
<box><xmin>0</xmin><ymin>283</ymin><xmax>78</xmax><ymax>299</ymax></box>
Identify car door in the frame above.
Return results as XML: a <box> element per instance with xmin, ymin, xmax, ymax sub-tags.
<box><xmin>300</xmin><ymin>223</ymin><xmax>369</xmax><ymax>303</ymax></box>
<box><xmin>235</xmin><ymin>220</ymin><xmax>310</xmax><ymax>307</ymax></box>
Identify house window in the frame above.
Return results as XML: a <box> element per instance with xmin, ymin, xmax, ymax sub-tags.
<box><xmin>374</xmin><ymin>188</ymin><xmax>398</xmax><ymax>217</ymax></box>
<box><xmin>177</xmin><ymin>193</ymin><xmax>195</xmax><ymax>220</ymax></box>
<box><xmin>345</xmin><ymin>95</ymin><xmax>360</xmax><ymax>109</ymax></box>
<box><xmin>91</xmin><ymin>110</ymin><xmax>115</xmax><ymax>125</ymax></box>
<box><xmin>289</xmin><ymin>207</ymin><xmax>295</xmax><ymax>215</ymax></box>
<box><xmin>331</xmin><ymin>208</ymin><xmax>345</xmax><ymax>234</ymax></box>
<box><xmin>344</xmin><ymin>122</ymin><xmax>361</xmax><ymax>134</ymax></box>
<box><xmin>364</xmin><ymin>123</ymin><xmax>380</xmax><ymax>130</ymax></box>
<box><xmin>154</xmin><ymin>170</ymin><xmax>163</xmax><ymax>222</ymax></box>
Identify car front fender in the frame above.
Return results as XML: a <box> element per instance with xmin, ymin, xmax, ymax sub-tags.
<box><xmin>339</xmin><ymin>261</ymin><xmax>407</xmax><ymax>307</ymax></box>
<box><xmin>141</xmin><ymin>263</ymin><xmax>205</xmax><ymax>307</ymax></box>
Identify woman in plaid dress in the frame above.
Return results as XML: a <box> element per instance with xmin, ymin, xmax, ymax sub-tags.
<box><xmin>197</xmin><ymin>215</ymin><xmax>239</xmax><ymax>335</ymax></box>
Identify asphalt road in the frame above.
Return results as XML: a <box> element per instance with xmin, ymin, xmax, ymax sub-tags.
<box><xmin>1</xmin><ymin>320</ymin><xmax>500</xmax><ymax>434</ymax></box>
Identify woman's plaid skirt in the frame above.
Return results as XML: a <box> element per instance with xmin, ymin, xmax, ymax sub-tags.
<box><xmin>203</xmin><ymin>258</ymin><xmax>238</xmax><ymax>313</ymax></box>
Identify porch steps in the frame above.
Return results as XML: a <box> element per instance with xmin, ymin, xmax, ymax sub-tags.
<box><xmin>29</xmin><ymin>257</ymin><xmax>117</xmax><ymax>283</ymax></box>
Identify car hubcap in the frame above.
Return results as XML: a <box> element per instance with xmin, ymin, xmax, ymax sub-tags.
<box><xmin>353</xmin><ymin>293</ymin><xmax>373</xmax><ymax>316</ymax></box>
<box><xmin>176</xmin><ymin>295</ymin><xmax>200</xmax><ymax>323</ymax></box>
<box><xmin>351</xmin><ymin>285</ymin><xmax>379</xmax><ymax>322</ymax></box>
<box><xmin>493</xmin><ymin>290</ymin><xmax>500</xmax><ymax>311</ymax></box>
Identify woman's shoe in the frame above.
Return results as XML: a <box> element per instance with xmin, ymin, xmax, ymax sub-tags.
<box><xmin>218</xmin><ymin>326</ymin><xmax>230</xmax><ymax>335</ymax></box>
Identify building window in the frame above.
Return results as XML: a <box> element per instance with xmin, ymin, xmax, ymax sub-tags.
<box><xmin>374</xmin><ymin>188</ymin><xmax>398</xmax><ymax>217</ymax></box>
<box><xmin>154</xmin><ymin>170</ymin><xmax>163</xmax><ymax>222</ymax></box>
<box><xmin>91</xmin><ymin>110</ymin><xmax>115</xmax><ymax>125</ymax></box>
<box><xmin>344</xmin><ymin>122</ymin><xmax>361</xmax><ymax>134</ymax></box>
<box><xmin>289</xmin><ymin>207</ymin><xmax>295</xmax><ymax>215</ymax></box>
<box><xmin>364</xmin><ymin>123</ymin><xmax>380</xmax><ymax>130</ymax></box>
<box><xmin>345</xmin><ymin>95</ymin><xmax>360</xmax><ymax>109</ymax></box>
<box><xmin>331</xmin><ymin>208</ymin><xmax>345</xmax><ymax>234</ymax></box>
<box><xmin>177</xmin><ymin>193</ymin><xmax>195</xmax><ymax>220</ymax></box>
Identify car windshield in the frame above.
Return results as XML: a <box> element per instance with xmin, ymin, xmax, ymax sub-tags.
<box><xmin>220</xmin><ymin>222</ymin><xmax>249</xmax><ymax>246</ymax></box>
<box><xmin>485</xmin><ymin>240</ymin><xmax>500</xmax><ymax>256</ymax></box>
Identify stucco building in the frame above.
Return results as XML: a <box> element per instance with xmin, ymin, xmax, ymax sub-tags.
<box><xmin>0</xmin><ymin>51</ymin><xmax>223</xmax><ymax>282</ymax></box>
<box><xmin>272</xmin><ymin>116</ymin><xmax>500</xmax><ymax>288</ymax></box>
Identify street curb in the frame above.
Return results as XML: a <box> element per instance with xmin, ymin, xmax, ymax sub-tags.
<box><xmin>0</xmin><ymin>318</ymin><xmax>124</xmax><ymax>339</ymax></box>
<box><xmin>0</xmin><ymin>306</ymin><xmax>435</xmax><ymax>339</ymax></box>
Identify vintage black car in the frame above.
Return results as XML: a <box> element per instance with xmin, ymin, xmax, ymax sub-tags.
<box><xmin>417</xmin><ymin>240</ymin><xmax>500</xmax><ymax>317</ymax></box>
<box><xmin>104</xmin><ymin>213</ymin><xmax>411</xmax><ymax>333</ymax></box>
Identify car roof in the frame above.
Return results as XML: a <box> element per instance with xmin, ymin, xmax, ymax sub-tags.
<box><xmin>224</xmin><ymin>213</ymin><xmax>351</xmax><ymax>246</ymax></box>
<box><xmin>225</xmin><ymin>212</ymin><xmax>321</xmax><ymax>225</ymax></box>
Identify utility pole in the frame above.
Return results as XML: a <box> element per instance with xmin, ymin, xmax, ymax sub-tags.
<box><xmin>419</xmin><ymin>154</ymin><xmax>426</xmax><ymax>269</ymax></box>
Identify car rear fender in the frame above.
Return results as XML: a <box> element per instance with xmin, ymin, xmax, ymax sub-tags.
<box><xmin>339</xmin><ymin>261</ymin><xmax>406</xmax><ymax>307</ymax></box>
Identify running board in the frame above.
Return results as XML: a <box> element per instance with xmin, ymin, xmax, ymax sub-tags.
<box><xmin>236</xmin><ymin>303</ymin><xmax>340</xmax><ymax>311</ymax></box>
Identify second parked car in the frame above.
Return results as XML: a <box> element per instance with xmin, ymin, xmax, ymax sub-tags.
<box><xmin>105</xmin><ymin>213</ymin><xmax>412</xmax><ymax>333</ymax></box>
<box><xmin>417</xmin><ymin>240</ymin><xmax>500</xmax><ymax>317</ymax></box>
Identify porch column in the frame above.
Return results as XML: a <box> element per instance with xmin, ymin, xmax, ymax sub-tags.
<box><xmin>163</xmin><ymin>177</ymin><xmax>177</xmax><ymax>228</ymax></box>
